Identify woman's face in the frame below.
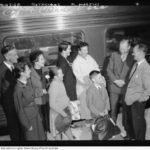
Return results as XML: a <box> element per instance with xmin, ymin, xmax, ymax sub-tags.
<box><xmin>65</xmin><ymin>45</ymin><xmax>71</xmax><ymax>57</ymax></box>
<box><xmin>36</xmin><ymin>54</ymin><xmax>45</xmax><ymax>68</ymax></box>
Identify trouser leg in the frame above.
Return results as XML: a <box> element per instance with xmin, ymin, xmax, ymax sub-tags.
<box><xmin>131</xmin><ymin>101</ymin><xmax>146</xmax><ymax>140</ymax></box>
<box><xmin>122</xmin><ymin>102</ymin><xmax>135</xmax><ymax>139</ymax></box>
<box><xmin>110</xmin><ymin>93</ymin><xmax>119</xmax><ymax>123</ymax></box>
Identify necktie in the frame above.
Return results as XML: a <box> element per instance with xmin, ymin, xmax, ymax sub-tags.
<box><xmin>129</xmin><ymin>63</ymin><xmax>138</xmax><ymax>81</ymax></box>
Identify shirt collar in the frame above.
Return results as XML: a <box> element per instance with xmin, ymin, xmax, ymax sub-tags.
<box><xmin>78</xmin><ymin>54</ymin><xmax>88</xmax><ymax>60</ymax></box>
<box><xmin>17</xmin><ymin>79</ymin><xmax>27</xmax><ymax>86</ymax></box>
<box><xmin>137</xmin><ymin>59</ymin><xmax>145</xmax><ymax>66</ymax></box>
<box><xmin>4</xmin><ymin>61</ymin><xmax>14</xmax><ymax>71</ymax></box>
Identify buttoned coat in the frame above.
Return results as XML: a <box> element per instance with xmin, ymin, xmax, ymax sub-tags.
<box><xmin>125</xmin><ymin>60</ymin><xmax>150</xmax><ymax>105</ymax></box>
<box><xmin>30</xmin><ymin>67</ymin><xmax>47</xmax><ymax>105</ymax></box>
<box><xmin>14</xmin><ymin>80</ymin><xmax>46</xmax><ymax>140</ymax></box>
<box><xmin>57</xmin><ymin>54</ymin><xmax>77</xmax><ymax>101</ymax></box>
<box><xmin>86</xmin><ymin>83</ymin><xmax>110</xmax><ymax>118</ymax></box>
<box><xmin>0</xmin><ymin>62</ymin><xmax>22</xmax><ymax>140</ymax></box>
<box><xmin>107</xmin><ymin>51</ymin><xmax>134</xmax><ymax>94</ymax></box>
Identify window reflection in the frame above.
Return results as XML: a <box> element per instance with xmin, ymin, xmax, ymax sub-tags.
<box><xmin>3</xmin><ymin>30</ymin><xmax>84</xmax><ymax>66</ymax></box>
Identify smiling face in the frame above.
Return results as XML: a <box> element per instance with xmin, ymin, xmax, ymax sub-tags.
<box><xmin>119</xmin><ymin>39</ymin><xmax>130</xmax><ymax>55</ymax></box>
<box><xmin>6</xmin><ymin>49</ymin><xmax>18</xmax><ymax>64</ymax></box>
<box><xmin>35</xmin><ymin>54</ymin><xmax>45</xmax><ymax>68</ymax></box>
<box><xmin>79</xmin><ymin>46</ymin><xmax>88</xmax><ymax>58</ymax></box>
<box><xmin>132</xmin><ymin>45</ymin><xmax>141</xmax><ymax>61</ymax></box>
<box><xmin>92</xmin><ymin>73</ymin><xmax>103</xmax><ymax>85</ymax></box>
<box><xmin>65</xmin><ymin>45</ymin><xmax>71</xmax><ymax>57</ymax></box>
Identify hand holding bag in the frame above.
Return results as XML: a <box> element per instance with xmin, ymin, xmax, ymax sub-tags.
<box><xmin>92</xmin><ymin>114</ymin><xmax>120</xmax><ymax>140</ymax></box>
<box><xmin>55</xmin><ymin>107</ymin><xmax>72</xmax><ymax>133</ymax></box>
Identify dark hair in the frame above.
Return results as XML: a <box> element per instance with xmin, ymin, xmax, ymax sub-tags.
<box><xmin>136</xmin><ymin>43</ymin><xmax>148</xmax><ymax>54</ymax></box>
<box><xmin>89</xmin><ymin>70</ymin><xmax>100</xmax><ymax>80</ymax></box>
<box><xmin>29</xmin><ymin>50</ymin><xmax>43</xmax><ymax>65</ymax></box>
<box><xmin>14</xmin><ymin>57</ymin><xmax>31</xmax><ymax>79</ymax></box>
<box><xmin>78</xmin><ymin>41</ymin><xmax>89</xmax><ymax>51</ymax></box>
<box><xmin>1</xmin><ymin>45</ymin><xmax>15</xmax><ymax>55</ymax></box>
<box><xmin>58</xmin><ymin>41</ymin><xmax>71</xmax><ymax>53</ymax></box>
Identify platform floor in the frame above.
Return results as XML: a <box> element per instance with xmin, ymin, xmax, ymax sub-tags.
<box><xmin>1</xmin><ymin>108</ymin><xmax>150</xmax><ymax>141</ymax></box>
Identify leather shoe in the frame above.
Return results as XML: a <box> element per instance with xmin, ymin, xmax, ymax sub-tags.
<box><xmin>123</xmin><ymin>136</ymin><xmax>135</xmax><ymax>140</ymax></box>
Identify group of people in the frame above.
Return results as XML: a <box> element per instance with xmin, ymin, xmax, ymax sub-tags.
<box><xmin>0</xmin><ymin>46</ymin><xmax>49</xmax><ymax>140</ymax></box>
<box><xmin>107</xmin><ymin>38</ymin><xmax>150</xmax><ymax>140</ymax></box>
<box><xmin>0</xmin><ymin>38</ymin><xmax>150</xmax><ymax>141</ymax></box>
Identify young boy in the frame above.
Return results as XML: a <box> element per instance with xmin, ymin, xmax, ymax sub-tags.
<box><xmin>86</xmin><ymin>70</ymin><xmax>110</xmax><ymax>119</ymax></box>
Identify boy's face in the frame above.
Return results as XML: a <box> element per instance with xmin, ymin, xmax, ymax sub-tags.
<box><xmin>21</xmin><ymin>65</ymin><xmax>31</xmax><ymax>79</ymax></box>
<box><xmin>92</xmin><ymin>73</ymin><xmax>103</xmax><ymax>84</ymax></box>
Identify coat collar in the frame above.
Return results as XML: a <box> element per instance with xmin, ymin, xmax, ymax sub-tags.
<box><xmin>90</xmin><ymin>83</ymin><xmax>101</xmax><ymax>92</ymax></box>
<box><xmin>31</xmin><ymin>67</ymin><xmax>41</xmax><ymax>80</ymax></box>
<box><xmin>17</xmin><ymin>79</ymin><xmax>27</xmax><ymax>88</ymax></box>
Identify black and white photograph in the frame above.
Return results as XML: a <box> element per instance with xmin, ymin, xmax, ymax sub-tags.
<box><xmin>0</xmin><ymin>4</ymin><xmax>150</xmax><ymax>146</ymax></box>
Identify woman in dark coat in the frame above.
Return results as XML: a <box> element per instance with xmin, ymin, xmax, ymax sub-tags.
<box><xmin>13</xmin><ymin>58</ymin><xmax>46</xmax><ymax>140</ymax></box>
<box><xmin>57</xmin><ymin>41</ymin><xmax>80</xmax><ymax>120</ymax></box>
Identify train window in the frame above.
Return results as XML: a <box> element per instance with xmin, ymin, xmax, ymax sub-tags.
<box><xmin>3</xmin><ymin>30</ymin><xmax>84</xmax><ymax>65</ymax></box>
<box><xmin>106</xmin><ymin>25</ymin><xmax>150</xmax><ymax>63</ymax></box>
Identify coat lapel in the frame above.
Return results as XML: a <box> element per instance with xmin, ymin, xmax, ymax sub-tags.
<box><xmin>120</xmin><ymin>52</ymin><xmax>133</xmax><ymax>79</ymax></box>
<box><xmin>31</xmin><ymin>68</ymin><xmax>41</xmax><ymax>80</ymax></box>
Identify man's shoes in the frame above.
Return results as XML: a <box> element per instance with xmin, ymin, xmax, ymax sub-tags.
<box><xmin>123</xmin><ymin>136</ymin><xmax>135</xmax><ymax>140</ymax></box>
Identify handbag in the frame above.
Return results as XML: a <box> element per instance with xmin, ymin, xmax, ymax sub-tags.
<box><xmin>55</xmin><ymin>107</ymin><xmax>72</xmax><ymax>133</ymax></box>
<box><xmin>92</xmin><ymin>114</ymin><xmax>120</xmax><ymax>140</ymax></box>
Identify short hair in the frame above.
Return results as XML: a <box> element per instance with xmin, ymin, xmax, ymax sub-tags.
<box><xmin>89</xmin><ymin>70</ymin><xmax>100</xmax><ymax>80</ymax></box>
<box><xmin>29</xmin><ymin>50</ymin><xmax>43</xmax><ymax>65</ymax></box>
<box><xmin>14</xmin><ymin>57</ymin><xmax>31</xmax><ymax>79</ymax></box>
<box><xmin>78</xmin><ymin>41</ymin><xmax>89</xmax><ymax>51</ymax></box>
<box><xmin>120</xmin><ymin>37</ymin><xmax>131</xmax><ymax>46</ymax></box>
<box><xmin>1</xmin><ymin>45</ymin><xmax>15</xmax><ymax>55</ymax></box>
<box><xmin>58</xmin><ymin>41</ymin><xmax>71</xmax><ymax>53</ymax></box>
<box><xmin>136</xmin><ymin>43</ymin><xmax>148</xmax><ymax>54</ymax></box>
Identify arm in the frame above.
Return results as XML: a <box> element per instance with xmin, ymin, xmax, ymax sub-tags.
<box><xmin>86</xmin><ymin>89</ymin><xmax>100</xmax><ymax>116</ymax></box>
<box><xmin>58</xmin><ymin>61</ymin><xmax>66</xmax><ymax>75</ymax></box>
<box><xmin>99</xmin><ymin>74</ymin><xmax>106</xmax><ymax>88</ymax></box>
<box><xmin>107</xmin><ymin>53</ymin><xmax>118</xmax><ymax>82</ymax></box>
<box><xmin>49</xmin><ymin>82</ymin><xmax>67</xmax><ymax>117</ymax></box>
<box><xmin>14</xmin><ymin>89</ymin><xmax>31</xmax><ymax>130</ymax></box>
<box><xmin>139</xmin><ymin>68</ymin><xmax>150</xmax><ymax>102</ymax></box>
<box><xmin>72</xmin><ymin>61</ymin><xmax>87</xmax><ymax>85</ymax></box>
<box><xmin>90</xmin><ymin>55</ymin><xmax>100</xmax><ymax>71</ymax></box>
<box><xmin>0</xmin><ymin>73</ymin><xmax>2</xmax><ymax>101</ymax></box>
<box><xmin>104</xmin><ymin>87</ymin><xmax>110</xmax><ymax>111</ymax></box>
